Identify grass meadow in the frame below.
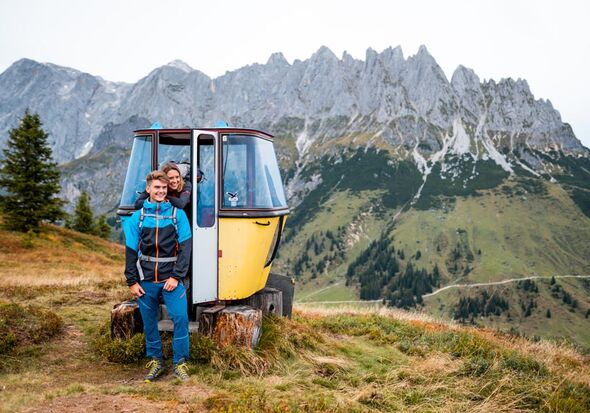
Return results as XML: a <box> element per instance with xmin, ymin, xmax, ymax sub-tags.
<box><xmin>1</xmin><ymin>225</ymin><xmax>590</xmax><ymax>412</ymax></box>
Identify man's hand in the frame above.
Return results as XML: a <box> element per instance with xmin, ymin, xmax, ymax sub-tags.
<box><xmin>129</xmin><ymin>282</ymin><xmax>145</xmax><ymax>297</ymax></box>
<box><xmin>164</xmin><ymin>277</ymin><xmax>179</xmax><ymax>292</ymax></box>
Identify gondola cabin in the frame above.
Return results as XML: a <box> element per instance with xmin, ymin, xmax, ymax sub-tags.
<box><xmin>117</xmin><ymin>127</ymin><xmax>290</xmax><ymax>320</ymax></box>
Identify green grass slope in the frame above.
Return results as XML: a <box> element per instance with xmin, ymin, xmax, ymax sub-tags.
<box><xmin>425</xmin><ymin>276</ymin><xmax>590</xmax><ymax>347</ymax></box>
<box><xmin>392</xmin><ymin>178</ymin><xmax>590</xmax><ymax>283</ymax></box>
<box><xmin>277</xmin><ymin>146</ymin><xmax>590</xmax><ymax>347</ymax></box>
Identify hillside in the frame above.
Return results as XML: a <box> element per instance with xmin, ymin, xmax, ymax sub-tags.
<box><xmin>275</xmin><ymin>143</ymin><xmax>590</xmax><ymax>348</ymax></box>
<box><xmin>1</xmin><ymin>225</ymin><xmax>590</xmax><ymax>412</ymax></box>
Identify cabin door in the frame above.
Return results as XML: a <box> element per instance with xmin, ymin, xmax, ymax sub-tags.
<box><xmin>191</xmin><ymin>131</ymin><xmax>219</xmax><ymax>303</ymax></box>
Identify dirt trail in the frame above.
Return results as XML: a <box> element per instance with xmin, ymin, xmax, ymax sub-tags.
<box><xmin>24</xmin><ymin>394</ymin><xmax>170</xmax><ymax>413</ymax></box>
<box><xmin>297</xmin><ymin>275</ymin><xmax>590</xmax><ymax>305</ymax></box>
<box><xmin>20</xmin><ymin>323</ymin><xmax>212</xmax><ymax>412</ymax></box>
<box><xmin>423</xmin><ymin>274</ymin><xmax>590</xmax><ymax>298</ymax></box>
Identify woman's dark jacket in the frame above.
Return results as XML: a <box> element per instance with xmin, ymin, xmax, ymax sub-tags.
<box><xmin>134</xmin><ymin>180</ymin><xmax>192</xmax><ymax>210</ymax></box>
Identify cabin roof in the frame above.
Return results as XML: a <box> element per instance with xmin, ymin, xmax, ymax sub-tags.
<box><xmin>132</xmin><ymin>128</ymin><xmax>273</xmax><ymax>139</ymax></box>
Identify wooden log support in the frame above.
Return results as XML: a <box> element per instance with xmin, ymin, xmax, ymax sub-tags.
<box><xmin>197</xmin><ymin>304</ymin><xmax>226</xmax><ymax>337</ymax></box>
<box><xmin>238</xmin><ymin>287</ymin><xmax>283</xmax><ymax>317</ymax></box>
<box><xmin>111</xmin><ymin>300</ymin><xmax>143</xmax><ymax>339</ymax></box>
<box><xmin>198</xmin><ymin>305</ymin><xmax>262</xmax><ymax>348</ymax></box>
<box><xmin>266</xmin><ymin>273</ymin><xmax>295</xmax><ymax>318</ymax></box>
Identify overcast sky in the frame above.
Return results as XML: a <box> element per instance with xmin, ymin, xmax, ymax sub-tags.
<box><xmin>1</xmin><ymin>0</ymin><xmax>588</xmax><ymax>147</ymax></box>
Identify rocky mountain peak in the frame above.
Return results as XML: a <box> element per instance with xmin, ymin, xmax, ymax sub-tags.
<box><xmin>404</xmin><ymin>44</ymin><xmax>448</xmax><ymax>83</ymax></box>
<box><xmin>341</xmin><ymin>51</ymin><xmax>358</xmax><ymax>66</ymax></box>
<box><xmin>380</xmin><ymin>46</ymin><xmax>404</xmax><ymax>66</ymax></box>
<box><xmin>166</xmin><ymin>59</ymin><xmax>193</xmax><ymax>72</ymax></box>
<box><xmin>266</xmin><ymin>52</ymin><xmax>289</xmax><ymax>67</ymax></box>
<box><xmin>9</xmin><ymin>58</ymin><xmax>46</xmax><ymax>72</ymax></box>
<box><xmin>413</xmin><ymin>45</ymin><xmax>436</xmax><ymax>63</ymax></box>
<box><xmin>310</xmin><ymin>46</ymin><xmax>339</xmax><ymax>63</ymax></box>
<box><xmin>365</xmin><ymin>47</ymin><xmax>378</xmax><ymax>63</ymax></box>
<box><xmin>451</xmin><ymin>65</ymin><xmax>481</xmax><ymax>92</ymax></box>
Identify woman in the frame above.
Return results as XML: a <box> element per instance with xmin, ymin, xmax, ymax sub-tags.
<box><xmin>134</xmin><ymin>162</ymin><xmax>192</xmax><ymax>210</ymax></box>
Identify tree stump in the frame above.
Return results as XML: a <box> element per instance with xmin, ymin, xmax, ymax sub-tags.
<box><xmin>111</xmin><ymin>300</ymin><xmax>143</xmax><ymax>339</ymax></box>
<box><xmin>197</xmin><ymin>304</ymin><xmax>226</xmax><ymax>337</ymax></box>
<box><xmin>266</xmin><ymin>273</ymin><xmax>295</xmax><ymax>318</ymax></box>
<box><xmin>238</xmin><ymin>287</ymin><xmax>283</xmax><ymax>316</ymax></box>
<box><xmin>198</xmin><ymin>305</ymin><xmax>262</xmax><ymax>348</ymax></box>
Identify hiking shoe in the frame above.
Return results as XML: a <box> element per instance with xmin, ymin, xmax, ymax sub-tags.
<box><xmin>144</xmin><ymin>358</ymin><xmax>165</xmax><ymax>382</ymax></box>
<box><xmin>173</xmin><ymin>359</ymin><xmax>190</xmax><ymax>381</ymax></box>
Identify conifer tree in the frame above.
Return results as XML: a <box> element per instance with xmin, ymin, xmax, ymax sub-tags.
<box><xmin>0</xmin><ymin>110</ymin><xmax>63</xmax><ymax>232</ymax></box>
<box><xmin>95</xmin><ymin>214</ymin><xmax>111</xmax><ymax>239</ymax></box>
<box><xmin>72</xmin><ymin>192</ymin><xmax>94</xmax><ymax>234</ymax></box>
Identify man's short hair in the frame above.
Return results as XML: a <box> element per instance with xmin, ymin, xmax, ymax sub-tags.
<box><xmin>146</xmin><ymin>170</ymin><xmax>170</xmax><ymax>185</ymax></box>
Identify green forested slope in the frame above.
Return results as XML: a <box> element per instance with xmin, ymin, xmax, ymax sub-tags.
<box><xmin>276</xmin><ymin>146</ymin><xmax>590</xmax><ymax>346</ymax></box>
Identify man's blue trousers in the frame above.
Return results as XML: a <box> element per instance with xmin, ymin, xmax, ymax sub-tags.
<box><xmin>137</xmin><ymin>281</ymin><xmax>189</xmax><ymax>364</ymax></box>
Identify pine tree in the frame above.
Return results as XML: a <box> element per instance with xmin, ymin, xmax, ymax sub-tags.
<box><xmin>0</xmin><ymin>110</ymin><xmax>63</xmax><ymax>232</ymax></box>
<box><xmin>95</xmin><ymin>214</ymin><xmax>111</xmax><ymax>239</ymax></box>
<box><xmin>72</xmin><ymin>192</ymin><xmax>95</xmax><ymax>234</ymax></box>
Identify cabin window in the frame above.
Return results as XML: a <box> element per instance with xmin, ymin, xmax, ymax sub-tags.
<box><xmin>157</xmin><ymin>135</ymin><xmax>190</xmax><ymax>172</ymax></box>
<box><xmin>120</xmin><ymin>135</ymin><xmax>152</xmax><ymax>207</ymax></box>
<box><xmin>222</xmin><ymin>134</ymin><xmax>287</xmax><ymax>209</ymax></box>
<box><xmin>197</xmin><ymin>136</ymin><xmax>215</xmax><ymax>227</ymax></box>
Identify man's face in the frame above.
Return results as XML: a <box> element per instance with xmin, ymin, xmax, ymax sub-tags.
<box><xmin>146</xmin><ymin>179</ymin><xmax>167</xmax><ymax>202</ymax></box>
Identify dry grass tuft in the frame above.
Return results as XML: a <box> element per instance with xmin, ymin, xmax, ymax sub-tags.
<box><xmin>295</xmin><ymin>303</ymin><xmax>455</xmax><ymax>326</ymax></box>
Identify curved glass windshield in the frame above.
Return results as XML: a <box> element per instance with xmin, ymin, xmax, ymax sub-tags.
<box><xmin>222</xmin><ymin>134</ymin><xmax>287</xmax><ymax>209</ymax></box>
<box><xmin>120</xmin><ymin>135</ymin><xmax>152</xmax><ymax>207</ymax></box>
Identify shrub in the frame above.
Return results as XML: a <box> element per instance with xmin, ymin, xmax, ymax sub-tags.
<box><xmin>461</xmin><ymin>355</ymin><xmax>492</xmax><ymax>377</ymax></box>
<box><xmin>0</xmin><ymin>301</ymin><xmax>63</xmax><ymax>354</ymax></box>
<box><xmin>92</xmin><ymin>321</ymin><xmax>145</xmax><ymax>364</ymax></box>
<box><xmin>548</xmin><ymin>382</ymin><xmax>590</xmax><ymax>413</ymax></box>
<box><xmin>500</xmin><ymin>349</ymin><xmax>547</xmax><ymax>376</ymax></box>
<box><xmin>0</xmin><ymin>330</ymin><xmax>17</xmax><ymax>354</ymax></box>
<box><xmin>189</xmin><ymin>333</ymin><xmax>217</xmax><ymax>364</ymax></box>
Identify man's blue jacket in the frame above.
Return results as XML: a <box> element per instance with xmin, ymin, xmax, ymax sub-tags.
<box><xmin>123</xmin><ymin>199</ymin><xmax>192</xmax><ymax>286</ymax></box>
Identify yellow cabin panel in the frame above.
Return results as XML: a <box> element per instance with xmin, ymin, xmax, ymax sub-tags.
<box><xmin>218</xmin><ymin>217</ymin><xmax>281</xmax><ymax>300</ymax></box>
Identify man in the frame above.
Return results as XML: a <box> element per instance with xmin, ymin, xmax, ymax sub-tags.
<box><xmin>123</xmin><ymin>170</ymin><xmax>192</xmax><ymax>382</ymax></box>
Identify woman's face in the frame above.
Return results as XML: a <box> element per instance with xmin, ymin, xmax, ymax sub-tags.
<box><xmin>167</xmin><ymin>170</ymin><xmax>180</xmax><ymax>191</ymax></box>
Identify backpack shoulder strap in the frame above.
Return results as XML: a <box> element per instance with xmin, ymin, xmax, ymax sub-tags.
<box><xmin>139</xmin><ymin>208</ymin><xmax>145</xmax><ymax>229</ymax></box>
<box><xmin>172</xmin><ymin>207</ymin><xmax>178</xmax><ymax>233</ymax></box>
<box><xmin>138</xmin><ymin>207</ymin><xmax>177</xmax><ymax>232</ymax></box>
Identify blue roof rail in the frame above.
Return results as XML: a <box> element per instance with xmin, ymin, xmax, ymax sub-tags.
<box><xmin>214</xmin><ymin>120</ymin><xmax>230</xmax><ymax>128</ymax></box>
